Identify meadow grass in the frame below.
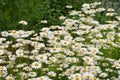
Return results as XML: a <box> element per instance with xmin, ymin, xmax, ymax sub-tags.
<box><xmin>0</xmin><ymin>0</ymin><xmax>120</xmax><ymax>32</ymax></box>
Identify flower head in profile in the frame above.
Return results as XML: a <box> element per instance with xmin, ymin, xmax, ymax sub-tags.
<box><xmin>19</xmin><ymin>20</ymin><xmax>28</xmax><ymax>25</ymax></box>
<box><xmin>48</xmin><ymin>71</ymin><xmax>56</xmax><ymax>77</ymax></box>
<box><xmin>41</xmin><ymin>20</ymin><xmax>48</xmax><ymax>23</ymax></box>
<box><xmin>37</xmin><ymin>76</ymin><xmax>51</xmax><ymax>80</ymax></box>
<box><xmin>66</xmin><ymin>5</ymin><xmax>73</xmax><ymax>9</ymax></box>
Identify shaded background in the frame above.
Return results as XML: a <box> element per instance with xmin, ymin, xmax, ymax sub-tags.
<box><xmin>0</xmin><ymin>0</ymin><xmax>120</xmax><ymax>32</ymax></box>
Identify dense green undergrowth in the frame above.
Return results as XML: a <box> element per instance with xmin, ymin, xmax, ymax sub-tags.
<box><xmin>0</xmin><ymin>0</ymin><xmax>120</xmax><ymax>32</ymax></box>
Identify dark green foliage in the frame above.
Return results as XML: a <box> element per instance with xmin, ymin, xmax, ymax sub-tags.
<box><xmin>0</xmin><ymin>0</ymin><xmax>120</xmax><ymax>32</ymax></box>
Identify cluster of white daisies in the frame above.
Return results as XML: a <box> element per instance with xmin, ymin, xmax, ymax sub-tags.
<box><xmin>0</xmin><ymin>2</ymin><xmax>120</xmax><ymax>80</ymax></box>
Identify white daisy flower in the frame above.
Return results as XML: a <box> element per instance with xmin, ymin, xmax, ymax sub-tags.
<box><xmin>6</xmin><ymin>76</ymin><xmax>15</xmax><ymax>80</ymax></box>
<box><xmin>16</xmin><ymin>49</ymin><xmax>24</xmax><ymax>57</ymax></box>
<box><xmin>31</xmin><ymin>61</ymin><xmax>42</xmax><ymax>69</ymax></box>
<box><xmin>48</xmin><ymin>71</ymin><xmax>56</xmax><ymax>77</ymax></box>
<box><xmin>19</xmin><ymin>20</ymin><xmax>28</xmax><ymax>25</ymax></box>
<box><xmin>35</xmin><ymin>54</ymin><xmax>47</xmax><ymax>62</ymax></box>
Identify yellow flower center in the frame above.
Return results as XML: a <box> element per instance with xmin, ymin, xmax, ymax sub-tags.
<box><xmin>39</xmin><ymin>78</ymin><xmax>44</xmax><ymax>80</ymax></box>
<box><xmin>86</xmin><ymin>58</ymin><xmax>90</xmax><ymax>61</ymax></box>
<box><xmin>40</xmin><ymin>56</ymin><xmax>44</xmax><ymax>59</ymax></box>
<box><xmin>8</xmin><ymin>77</ymin><xmax>13</xmax><ymax>80</ymax></box>
<box><xmin>34</xmin><ymin>63</ymin><xmax>38</xmax><ymax>66</ymax></box>
<box><xmin>86</xmin><ymin>75</ymin><xmax>90</xmax><ymax>79</ymax></box>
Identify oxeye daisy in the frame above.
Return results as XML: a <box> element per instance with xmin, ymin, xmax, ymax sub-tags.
<box><xmin>23</xmin><ymin>66</ymin><xmax>32</xmax><ymax>71</ymax></box>
<box><xmin>37</xmin><ymin>76</ymin><xmax>51</xmax><ymax>80</ymax></box>
<box><xmin>35</xmin><ymin>54</ymin><xmax>47</xmax><ymax>62</ymax></box>
<box><xmin>50</xmin><ymin>47</ymin><xmax>61</xmax><ymax>53</ymax></box>
<box><xmin>60</xmin><ymin>40</ymin><xmax>69</xmax><ymax>46</ymax></box>
<box><xmin>31</xmin><ymin>61</ymin><xmax>42</xmax><ymax>69</ymax></box>
<box><xmin>83</xmin><ymin>72</ymin><xmax>94</xmax><ymax>79</ymax></box>
<box><xmin>49</xmin><ymin>57</ymin><xmax>57</xmax><ymax>63</ymax></box>
<box><xmin>8</xmin><ymin>55</ymin><xmax>16</xmax><ymax>61</ymax></box>
<box><xmin>69</xmin><ymin>73</ymin><xmax>83</xmax><ymax>80</ymax></box>
<box><xmin>107</xmin><ymin>8</ymin><xmax>114</xmax><ymax>12</ymax></box>
<box><xmin>16</xmin><ymin>49</ymin><xmax>24</xmax><ymax>57</ymax></box>
<box><xmin>83</xmin><ymin>56</ymin><xmax>93</xmax><ymax>63</ymax></box>
<box><xmin>1</xmin><ymin>31</ymin><xmax>9</xmax><ymax>37</ymax></box>
<box><xmin>82</xmin><ymin>3</ymin><xmax>90</xmax><ymax>9</ymax></box>
<box><xmin>66</xmin><ymin>5</ymin><xmax>73</xmax><ymax>9</ymax></box>
<box><xmin>28</xmin><ymin>72</ymin><xmax>37</xmax><ymax>77</ymax></box>
<box><xmin>6</xmin><ymin>76</ymin><xmax>15</xmax><ymax>80</ymax></box>
<box><xmin>99</xmin><ymin>72</ymin><xmax>108</xmax><ymax>78</ymax></box>
<box><xmin>19</xmin><ymin>20</ymin><xmax>28</xmax><ymax>25</ymax></box>
<box><xmin>41</xmin><ymin>20</ymin><xmax>48</xmax><ymax>24</ymax></box>
<box><xmin>48</xmin><ymin>71</ymin><xmax>56</xmax><ymax>77</ymax></box>
<box><xmin>0</xmin><ymin>71</ymin><xmax>7</xmax><ymax>77</ymax></box>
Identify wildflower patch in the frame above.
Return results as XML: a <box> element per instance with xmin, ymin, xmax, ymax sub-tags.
<box><xmin>0</xmin><ymin>2</ymin><xmax>120</xmax><ymax>80</ymax></box>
